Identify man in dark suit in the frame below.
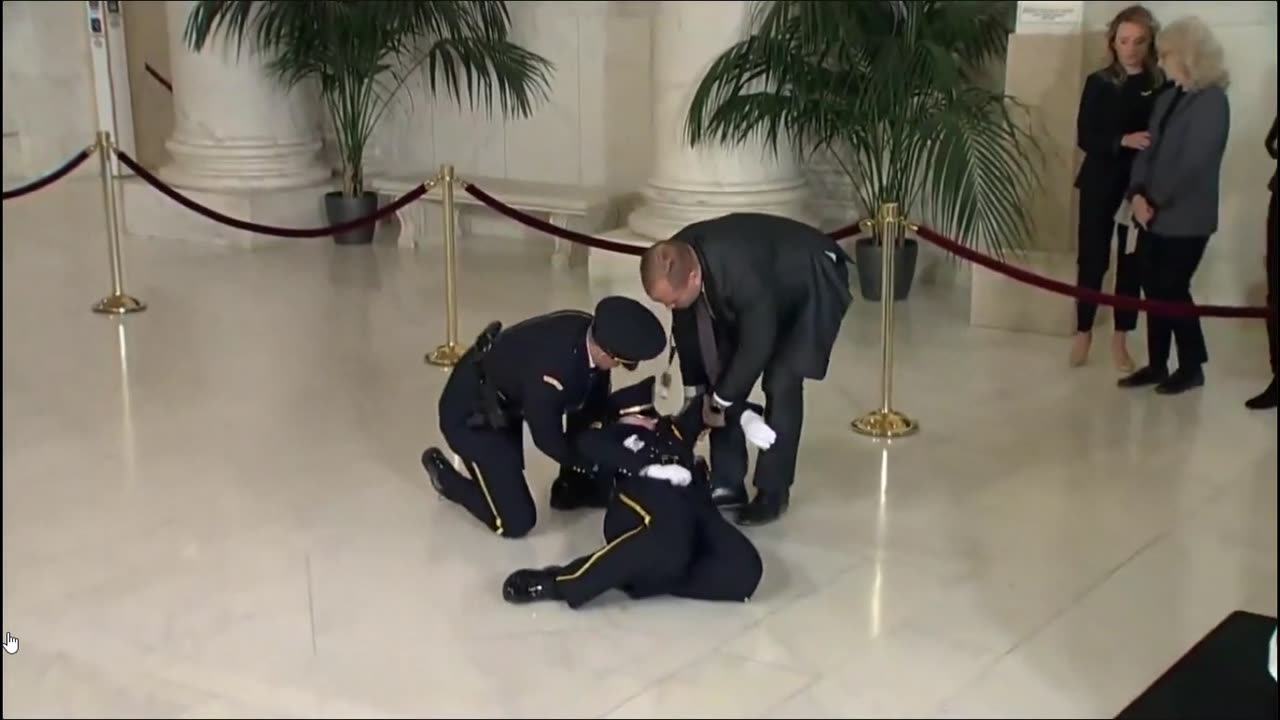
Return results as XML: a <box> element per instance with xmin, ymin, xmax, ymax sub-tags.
<box><xmin>640</xmin><ymin>213</ymin><xmax>853</xmax><ymax>526</ymax></box>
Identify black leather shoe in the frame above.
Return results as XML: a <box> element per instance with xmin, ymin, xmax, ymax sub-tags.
<box><xmin>420</xmin><ymin>447</ymin><xmax>451</xmax><ymax>499</ymax></box>
<box><xmin>1245</xmin><ymin>379</ymin><xmax>1278</xmax><ymax>410</ymax></box>
<box><xmin>502</xmin><ymin>568</ymin><xmax>562</xmax><ymax>604</ymax></box>
<box><xmin>711</xmin><ymin>484</ymin><xmax>749</xmax><ymax>509</ymax></box>
<box><xmin>1155</xmin><ymin>366</ymin><xmax>1205</xmax><ymax>395</ymax></box>
<box><xmin>734</xmin><ymin>490</ymin><xmax>790</xmax><ymax>527</ymax></box>
<box><xmin>1118</xmin><ymin>365</ymin><xmax>1169</xmax><ymax>389</ymax></box>
<box><xmin>549</xmin><ymin>469</ymin><xmax>608</xmax><ymax>511</ymax></box>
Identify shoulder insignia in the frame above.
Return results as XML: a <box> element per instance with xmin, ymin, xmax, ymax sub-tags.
<box><xmin>542</xmin><ymin>375</ymin><xmax>564</xmax><ymax>391</ymax></box>
<box><xmin>1141</xmin><ymin>90</ymin><xmax>1153</xmax><ymax>96</ymax></box>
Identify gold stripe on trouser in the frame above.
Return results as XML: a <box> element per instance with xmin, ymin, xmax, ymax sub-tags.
<box><xmin>555</xmin><ymin>493</ymin><xmax>652</xmax><ymax>582</ymax></box>
<box><xmin>467</xmin><ymin>461</ymin><xmax>504</xmax><ymax>536</ymax></box>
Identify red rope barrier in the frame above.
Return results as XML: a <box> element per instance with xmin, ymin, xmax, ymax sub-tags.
<box><xmin>115</xmin><ymin>149</ymin><xmax>428</xmax><ymax>239</ymax></box>
<box><xmin>145</xmin><ymin>63</ymin><xmax>173</xmax><ymax>93</ymax></box>
<box><xmin>2</xmin><ymin>147</ymin><xmax>95</xmax><ymax>201</ymax></box>
<box><xmin>461</xmin><ymin>181</ymin><xmax>867</xmax><ymax>253</ymax></box>
<box><xmin>913</xmin><ymin>224</ymin><xmax>1270</xmax><ymax>319</ymax></box>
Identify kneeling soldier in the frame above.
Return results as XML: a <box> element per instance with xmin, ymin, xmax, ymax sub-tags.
<box><xmin>502</xmin><ymin>375</ymin><xmax>764</xmax><ymax>607</ymax></box>
<box><xmin>422</xmin><ymin>296</ymin><xmax>666</xmax><ymax>539</ymax></box>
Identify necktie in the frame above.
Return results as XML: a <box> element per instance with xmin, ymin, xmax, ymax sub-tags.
<box><xmin>695</xmin><ymin>296</ymin><xmax>720</xmax><ymax>386</ymax></box>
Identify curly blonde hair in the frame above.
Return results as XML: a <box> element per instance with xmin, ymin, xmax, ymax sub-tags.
<box><xmin>1157</xmin><ymin>16</ymin><xmax>1230</xmax><ymax>91</ymax></box>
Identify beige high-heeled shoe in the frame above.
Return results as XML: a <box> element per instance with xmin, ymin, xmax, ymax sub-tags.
<box><xmin>1111</xmin><ymin>333</ymin><xmax>1136</xmax><ymax>373</ymax></box>
<box><xmin>1070</xmin><ymin>332</ymin><xmax>1091</xmax><ymax>367</ymax></box>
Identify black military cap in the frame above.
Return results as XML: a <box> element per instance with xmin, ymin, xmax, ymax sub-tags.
<box><xmin>591</xmin><ymin>296</ymin><xmax>666</xmax><ymax>367</ymax></box>
<box><xmin>609</xmin><ymin>376</ymin><xmax>659</xmax><ymax>418</ymax></box>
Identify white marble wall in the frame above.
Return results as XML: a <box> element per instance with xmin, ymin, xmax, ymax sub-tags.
<box><xmin>1085</xmin><ymin>1</ymin><xmax>1278</xmax><ymax>308</ymax></box>
<box><xmin>363</xmin><ymin>1</ymin><xmax>654</xmax><ymax>195</ymax></box>
<box><xmin>2</xmin><ymin>1</ymin><xmax>98</xmax><ymax>183</ymax></box>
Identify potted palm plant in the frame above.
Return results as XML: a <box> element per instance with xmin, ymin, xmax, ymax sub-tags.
<box><xmin>686</xmin><ymin>0</ymin><xmax>1042</xmax><ymax>300</ymax></box>
<box><xmin>184</xmin><ymin>1</ymin><xmax>554</xmax><ymax>245</ymax></box>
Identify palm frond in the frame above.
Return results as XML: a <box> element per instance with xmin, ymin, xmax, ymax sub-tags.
<box><xmin>686</xmin><ymin>0</ymin><xmax>1042</xmax><ymax>255</ymax></box>
<box><xmin>183</xmin><ymin>0</ymin><xmax>555</xmax><ymax>197</ymax></box>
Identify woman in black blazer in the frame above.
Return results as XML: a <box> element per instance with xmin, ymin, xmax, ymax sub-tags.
<box><xmin>1246</xmin><ymin>117</ymin><xmax>1278</xmax><ymax>410</ymax></box>
<box><xmin>1070</xmin><ymin>5</ymin><xmax>1164</xmax><ymax>371</ymax></box>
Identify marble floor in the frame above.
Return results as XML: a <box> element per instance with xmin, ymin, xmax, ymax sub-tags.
<box><xmin>2</xmin><ymin>178</ymin><xmax>1277</xmax><ymax>719</ymax></box>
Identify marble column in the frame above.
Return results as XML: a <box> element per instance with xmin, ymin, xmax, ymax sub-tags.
<box><xmin>157</xmin><ymin>0</ymin><xmax>329</xmax><ymax>191</ymax></box>
<box><xmin>969</xmin><ymin>0</ymin><xmax>1088</xmax><ymax>336</ymax></box>
<box><xmin>625</xmin><ymin>0</ymin><xmax>810</xmax><ymax>240</ymax></box>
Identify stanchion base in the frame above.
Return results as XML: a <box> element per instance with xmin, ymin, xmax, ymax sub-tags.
<box><xmin>851</xmin><ymin>409</ymin><xmax>920</xmax><ymax>439</ymax></box>
<box><xmin>92</xmin><ymin>294</ymin><xmax>147</xmax><ymax>315</ymax></box>
<box><xmin>425</xmin><ymin>342</ymin><xmax>467</xmax><ymax>368</ymax></box>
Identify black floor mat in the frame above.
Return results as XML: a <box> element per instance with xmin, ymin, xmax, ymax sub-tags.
<box><xmin>1117</xmin><ymin>610</ymin><xmax>1277</xmax><ymax>719</ymax></box>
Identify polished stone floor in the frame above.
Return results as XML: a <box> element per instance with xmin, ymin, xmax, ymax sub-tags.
<box><xmin>2</xmin><ymin>179</ymin><xmax>1277</xmax><ymax>719</ymax></box>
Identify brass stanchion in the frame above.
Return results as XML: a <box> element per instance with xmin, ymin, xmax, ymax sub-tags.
<box><xmin>92</xmin><ymin>131</ymin><xmax>146</xmax><ymax>315</ymax></box>
<box><xmin>425</xmin><ymin>164</ymin><xmax>467</xmax><ymax>367</ymax></box>
<box><xmin>851</xmin><ymin>202</ymin><xmax>918</xmax><ymax>438</ymax></box>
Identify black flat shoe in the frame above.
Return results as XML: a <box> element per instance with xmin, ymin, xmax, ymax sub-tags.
<box><xmin>420</xmin><ymin>447</ymin><xmax>451</xmax><ymax>499</ymax></box>
<box><xmin>1245</xmin><ymin>379</ymin><xmax>1278</xmax><ymax>410</ymax></box>
<box><xmin>734</xmin><ymin>491</ymin><xmax>790</xmax><ymax>527</ymax></box>
<box><xmin>1118</xmin><ymin>366</ymin><xmax>1169</xmax><ymax>389</ymax></box>
<box><xmin>502</xmin><ymin>568</ymin><xmax>562</xmax><ymax>604</ymax></box>
<box><xmin>1155</xmin><ymin>367</ymin><xmax>1205</xmax><ymax>395</ymax></box>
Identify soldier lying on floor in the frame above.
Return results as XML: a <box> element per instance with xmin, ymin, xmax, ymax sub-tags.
<box><xmin>502</xmin><ymin>375</ymin><xmax>764</xmax><ymax>608</ymax></box>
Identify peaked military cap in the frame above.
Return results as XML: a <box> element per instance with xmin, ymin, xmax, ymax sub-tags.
<box><xmin>591</xmin><ymin>296</ymin><xmax>666</xmax><ymax>366</ymax></box>
<box><xmin>609</xmin><ymin>376</ymin><xmax>660</xmax><ymax>418</ymax></box>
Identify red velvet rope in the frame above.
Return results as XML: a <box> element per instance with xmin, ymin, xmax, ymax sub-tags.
<box><xmin>2</xmin><ymin>147</ymin><xmax>95</xmax><ymax>201</ymax></box>
<box><xmin>145</xmin><ymin>63</ymin><xmax>173</xmax><ymax>93</ymax></box>
<box><xmin>913</xmin><ymin>224</ymin><xmax>1271</xmax><ymax>319</ymax></box>
<box><xmin>461</xmin><ymin>181</ymin><xmax>866</xmax><ymax>253</ymax></box>
<box><xmin>115</xmin><ymin>149</ymin><xmax>428</xmax><ymax>239</ymax></box>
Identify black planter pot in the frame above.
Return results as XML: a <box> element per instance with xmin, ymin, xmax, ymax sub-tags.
<box><xmin>324</xmin><ymin>190</ymin><xmax>379</xmax><ymax>245</ymax></box>
<box><xmin>854</xmin><ymin>237</ymin><xmax>919</xmax><ymax>302</ymax></box>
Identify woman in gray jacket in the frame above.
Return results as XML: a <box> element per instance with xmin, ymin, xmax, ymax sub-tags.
<box><xmin>1119</xmin><ymin>17</ymin><xmax>1231</xmax><ymax>396</ymax></box>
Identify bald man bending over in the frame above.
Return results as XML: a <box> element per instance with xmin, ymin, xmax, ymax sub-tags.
<box><xmin>640</xmin><ymin>213</ymin><xmax>853</xmax><ymax>526</ymax></box>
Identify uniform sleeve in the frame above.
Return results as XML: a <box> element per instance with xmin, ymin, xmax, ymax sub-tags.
<box><xmin>1077</xmin><ymin>74</ymin><xmax>1122</xmax><ymax>156</ymax></box>
<box><xmin>523</xmin><ymin>370</ymin><xmax>575</xmax><ymax>466</ymax></box>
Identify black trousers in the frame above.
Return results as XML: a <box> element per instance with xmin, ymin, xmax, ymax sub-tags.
<box><xmin>552</xmin><ymin>467</ymin><xmax>763</xmax><ymax>609</ymax></box>
<box><xmin>671</xmin><ymin>310</ymin><xmax>805</xmax><ymax>494</ymax></box>
<box><xmin>435</xmin><ymin>360</ymin><xmax>538</xmax><ymax>538</ymax></box>
<box><xmin>1267</xmin><ymin>190</ymin><xmax>1278</xmax><ymax>374</ymax></box>
<box><xmin>1077</xmin><ymin>188</ymin><xmax>1140</xmax><ymax>332</ymax></box>
<box><xmin>1137</xmin><ymin>230</ymin><xmax>1210</xmax><ymax>369</ymax></box>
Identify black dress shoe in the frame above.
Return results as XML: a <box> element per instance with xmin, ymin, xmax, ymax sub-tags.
<box><xmin>1245</xmin><ymin>378</ymin><xmax>1278</xmax><ymax>410</ymax></box>
<box><xmin>420</xmin><ymin>447</ymin><xmax>451</xmax><ymax>499</ymax></box>
<box><xmin>1155</xmin><ymin>366</ymin><xmax>1205</xmax><ymax>395</ymax></box>
<box><xmin>734</xmin><ymin>490</ymin><xmax>790</xmax><ymax>527</ymax></box>
<box><xmin>1118</xmin><ymin>365</ymin><xmax>1169</xmax><ymax>389</ymax></box>
<box><xmin>711</xmin><ymin>483</ymin><xmax>749</xmax><ymax>510</ymax></box>
<box><xmin>502</xmin><ymin>568</ymin><xmax>562</xmax><ymax>604</ymax></box>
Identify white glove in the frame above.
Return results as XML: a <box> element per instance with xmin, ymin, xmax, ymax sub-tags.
<box><xmin>640</xmin><ymin>463</ymin><xmax>692</xmax><ymax>487</ymax></box>
<box><xmin>739</xmin><ymin>409</ymin><xmax>776</xmax><ymax>450</ymax></box>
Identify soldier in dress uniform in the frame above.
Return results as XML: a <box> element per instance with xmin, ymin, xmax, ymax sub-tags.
<box><xmin>501</xmin><ymin>376</ymin><xmax>764</xmax><ymax>608</ymax></box>
<box><xmin>421</xmin><ymin>296</ymin><xmax>667</xmax><ymax>539</ymax></box>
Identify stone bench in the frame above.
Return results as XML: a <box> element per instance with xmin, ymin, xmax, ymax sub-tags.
<box><xmin>368</xmin><ymin>173</ymin><xmax>625</xmax><ymax>267</ymax></box>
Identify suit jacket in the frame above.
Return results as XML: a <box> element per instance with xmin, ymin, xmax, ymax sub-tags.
<box><xmin>1074</xmin><ymin>69</ymin><xmax>1161</xmax><ymax>201</ymax></box>
<box><xmin>670</xmin><ymin>213</ymin><xmax>853</xmax><ymax>405</ymax></box>
<box><xmin>1128</xmin><ymin>84</ymin><xmax>1231</xmax><ymax>238</ymax></box>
